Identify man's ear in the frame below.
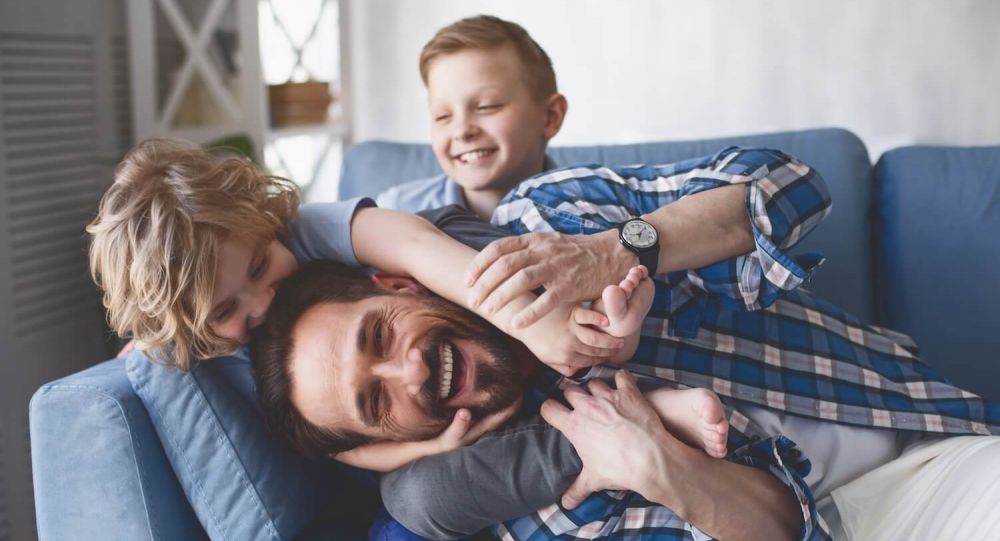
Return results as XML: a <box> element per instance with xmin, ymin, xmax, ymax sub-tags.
<box><xmin>542</xmin><ymin>93</ymin><xmax>568</xmax><ymax>141</ymax></box>
<box><xmin>371</xmin><ymin>273</ymin><xmax>429</xmax><ymax>295</ymax></box>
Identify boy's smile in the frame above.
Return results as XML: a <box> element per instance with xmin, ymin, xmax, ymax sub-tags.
<box><xmin>427</xmin><ymin>44</ymin><xmax>565</xmax><ymax>215</ymax></box>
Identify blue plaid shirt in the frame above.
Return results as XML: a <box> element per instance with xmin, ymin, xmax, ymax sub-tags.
<box><xmin>489</xmin><ymin>147</ymin><xmax>1000</xmax><ymax>541</ymax></box>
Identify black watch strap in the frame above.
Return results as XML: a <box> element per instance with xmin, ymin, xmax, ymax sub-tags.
<box><xmin>637</xmin><ymin>247</ymin><xmax>658</xmax><ymax>276</ymax></box>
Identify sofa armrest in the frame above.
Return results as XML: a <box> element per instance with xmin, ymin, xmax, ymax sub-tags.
<box><xmin>29</xmin><ymin>359</ymin><xmax>206</xmax><ymax>541</ymax></box>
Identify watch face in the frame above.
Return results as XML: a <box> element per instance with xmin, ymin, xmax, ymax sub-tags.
<box><xmin>622</xmin><ymin>220</ymin><xmax>658</xmax><ymax>249</ymax></box>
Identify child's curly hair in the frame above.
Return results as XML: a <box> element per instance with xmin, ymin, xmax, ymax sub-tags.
<box><xmin>87</xmin><ymin>139</ymin><xmax>300</xmax><ymax>370</ymax></box>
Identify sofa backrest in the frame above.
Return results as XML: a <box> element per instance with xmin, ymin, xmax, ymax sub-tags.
<box><xmin>873</xmin><ymin>146</ymin><xmax>1000</xmax><ymax>401</ymax></box>
<box><xmin>340</xmin><ymin>127</ymin><xmax>877</xmax><ymax>323</ymax></box>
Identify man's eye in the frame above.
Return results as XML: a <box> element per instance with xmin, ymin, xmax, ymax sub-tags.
<box><xmin>371</xmin><ymin>386</ymin><xmax>390</xmax><ymax>423</ymax></box>
<box><xmin>373</xmin><ymin>328</ymin><xmax>383</xmax><ymax>355</ymax></box>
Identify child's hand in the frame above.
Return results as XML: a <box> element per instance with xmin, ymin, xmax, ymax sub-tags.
<box><xmin>332</xmin><ymin>399</ymin><xmax>522</xmax><ymax>472</ymax></box>
<box><xmin>117</xmin><ymin>339</ymin><xmax>136</xmax><ymax>358</ymax></box>
<box><xmin>517</xmin><ymin>302</ymin><xmax>624</xmax><ymax>377</ymax></box>
<box><xmin>434</xmin><ymin>400</ymin><xmax>521</xmax><ymax>453</ymax></box>
<box><xmin>572</xmin><ymin>265</ymin><xmax>655</xmax><ymax>365</ymax></box>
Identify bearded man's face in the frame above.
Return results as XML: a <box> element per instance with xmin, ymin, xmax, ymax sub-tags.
<box><xmin>287</xmin><ymin>291</ymin><xmax>526</xmax><ymax>442</ymax></box>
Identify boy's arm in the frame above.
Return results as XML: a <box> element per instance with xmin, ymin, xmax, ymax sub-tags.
<box><xmin>350</xmin><ymin>207</ymin><xmax>622</xmax><ymax>375</ymax></box>
<box><xmin>285</xmin><ymin>198</ymin><xmax>377</xmax><ymax>267</ymax></box>
<box><xmin>288</xmin><ymin>201</ymin><xmax>527</xmax><ymax>331</ymax></box>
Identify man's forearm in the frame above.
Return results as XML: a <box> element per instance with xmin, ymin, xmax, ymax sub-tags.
<box><xmin>642</xmin><ymin>433</ymin><xmax>803</xmax><ymax>541</ymax></box>
<box><xmin>593</xmin><ymin>183</ymin><xmax>755</xmax><ymax>277</ymax></box>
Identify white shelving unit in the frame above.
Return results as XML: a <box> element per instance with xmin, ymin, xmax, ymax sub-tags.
<box><xmin>127</xmin><ymin>0</ymin><xmax>350</xmax><ymax>198</ymax></box>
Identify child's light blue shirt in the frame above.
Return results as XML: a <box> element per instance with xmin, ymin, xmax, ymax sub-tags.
<box><xmin>375</xmin><ymin>174</ymin><xmax>465</xmax><ymax>212</ymax></box>
<box><xmin>285</xmin><ymin>196</ymin><xmax>375</xmax><ymax>266</ymax></box>
<box><xmin>374</xmin><ymin>156</ymin><xmax>558</xmax><ymax>213</ymax></box>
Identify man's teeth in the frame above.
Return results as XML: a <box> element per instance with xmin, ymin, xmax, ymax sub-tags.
<box><xmin>457</xmin><ymin>149</ymin><xmax>492</xmax><ymax>163</ymax></box>
<box><xmin>440</xmin><ymin>342</ymin><xmax>454</xmax><ymax>399</ymax></box>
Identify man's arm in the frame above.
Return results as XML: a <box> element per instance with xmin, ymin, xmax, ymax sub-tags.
<box><xmin>379</xmin><ymin>417</ymin><xmax>581</xmax><ymax>540</ymax></box>
<box><xmin>541</xmin><ymin>372</ymin><xmax>811</xmax><ymax>541</ymax></box>
<box><xmin>470</xmin><ymin>147</ymin><xmax>832</xmax><ymax>326</ymax></box>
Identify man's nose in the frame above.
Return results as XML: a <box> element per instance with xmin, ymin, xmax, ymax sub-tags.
<box><xmin>372</xmin><ymin>347</ymin><xmax>429</xmax><ymax>397</ymax></box>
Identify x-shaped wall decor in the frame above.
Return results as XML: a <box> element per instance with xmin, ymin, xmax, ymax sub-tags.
<box><xmin>128</xmin><ymin>0</ymin><xmax>268</xmax><ymax>148</ymax></box>
<box><xmin>264</xmin><ymin>0</ymin><xmax>329</xmax><ymax>83</ymax></box>
<box><xmin>153</xmin><ymin>0</ymin><xmax>241</xmax><ymax>127</ymax></box>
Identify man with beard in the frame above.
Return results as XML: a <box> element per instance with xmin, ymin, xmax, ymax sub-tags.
<box><xmin>252</xmin><ymin>257</ymin><xmax>804</xmax><ymax>541</ymax></box>
<box><xmin>252</xmin><ymin>147</ymin><xmax>1000</xmax><ymax>541</ymax></box>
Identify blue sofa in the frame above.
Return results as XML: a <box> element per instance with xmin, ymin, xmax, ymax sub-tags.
<box><xmin>30</xmin><ymin>128</ymin><xmax>1000</xmax><ymax>540</ymax></box>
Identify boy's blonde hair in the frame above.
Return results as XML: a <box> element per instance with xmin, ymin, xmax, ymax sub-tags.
<box><xmin>419</xmin><ymin>15</ymin><xmax>557</xmax><ymax>100</ymax></box>
<box><xmin>87</xmin><ymin>139</ymin><xmax>300</xmax><ymax>370</ymax></box>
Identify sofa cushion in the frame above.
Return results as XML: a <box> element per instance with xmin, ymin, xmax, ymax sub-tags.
<box><xmin>126</xmin><ymin>350</ymin><xmax>377</xmax><ymax>541</ymax></box>
<box><xmin>873</xmin><ymin>146</ymin><xmax>1000</xmax><ymax>401</ymax></box>
<box><xmin>340</xmin><ymin>128</ymin><xmax>876</xmax><ymax>323</ymax></box>
<box><xmin>30</xmin><ymin>359</ymin><xmax>207</xmax><ymax>540</ymax></box>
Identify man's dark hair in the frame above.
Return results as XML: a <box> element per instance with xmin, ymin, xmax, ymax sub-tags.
<box><xmin>250</xmin><ymin>260</ymin><xmax>388</xmax><ymax>458</ymax></box>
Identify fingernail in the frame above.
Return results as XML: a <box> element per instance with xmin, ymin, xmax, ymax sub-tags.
<box><xmin>458</xmin><ymin>409</ymin><xmax>471</xmax><ymax>421</ymax></box>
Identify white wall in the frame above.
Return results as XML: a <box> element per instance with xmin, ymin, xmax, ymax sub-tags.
<box><xmin>346</xmin><ymin>0</ymin><xmax>1000</xmax><ymax>159</ymax></box>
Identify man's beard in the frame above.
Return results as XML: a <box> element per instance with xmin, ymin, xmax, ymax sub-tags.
<box><xmin>407</xmin><ymin>295</ymin><xmax>526</xmax><ymax>430</ymax></box>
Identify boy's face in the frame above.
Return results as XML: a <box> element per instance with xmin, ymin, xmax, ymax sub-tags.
<box><xmin>210</xmin><ymin>235</ymin><xmax>298</xmax><ymax>344</ymax></box>
<box><xmin>427</xmin><ymin>45</ymin><xmax>562</xmax><ymax>195</ymax></box>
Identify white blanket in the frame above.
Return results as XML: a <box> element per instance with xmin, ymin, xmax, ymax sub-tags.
<box><xmin>831</xmin><ymin>435</ymin><xmax>1000</xmax><ymax>541</ymax></box>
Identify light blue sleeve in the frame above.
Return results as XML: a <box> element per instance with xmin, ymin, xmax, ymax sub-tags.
<box><xmin>285</xmin><ymin>197</ymin><xmax>375</xmax><ymax>267</ymax></box>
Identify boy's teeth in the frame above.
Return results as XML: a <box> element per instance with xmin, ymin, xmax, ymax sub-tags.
<box><xmin>458</xmin><ymin>149</ymin><xmax>491</xmax><ymax>163</ymax></box>
<box><xmin>440</xmin><ymin>342</ymin><xmax>454</xmax><ymax>399</ymax></box>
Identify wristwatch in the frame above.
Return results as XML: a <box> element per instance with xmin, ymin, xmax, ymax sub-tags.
<box><xmin>617</xmin><ymin>218</ymin><xmax>660</xmax><ymax>275</ymax></box>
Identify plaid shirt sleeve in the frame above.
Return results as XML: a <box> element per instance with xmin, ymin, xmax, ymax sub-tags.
<box><xmin>494</xmin><ymin>435</ymin><xmax>830</xmax><ymax>541</ymax></box>
<box><xmin>492</xmin><ymin>147</ymin><xmax>832</xmax><ymax>311</ymax></box>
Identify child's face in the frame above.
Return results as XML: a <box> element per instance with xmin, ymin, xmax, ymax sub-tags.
<box><xmin>210</xmin><ymin>235</ymin><xmax>297</xmax><ymax>344</ymax></box>
<box><xmin>427</xmin><ymin>45</ymin><xmax>558</xmax><ymax>195</ymax></box>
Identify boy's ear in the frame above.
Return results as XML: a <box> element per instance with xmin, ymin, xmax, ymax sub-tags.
<box><xmin>542</xmin><ymin>93</ymin><xmax>568</xmax><ymax>141</ymax></box>
<box><xmin>371</xmin><ymin>273</ymin><xmax>429</xmax><ymax>295</ymax></box>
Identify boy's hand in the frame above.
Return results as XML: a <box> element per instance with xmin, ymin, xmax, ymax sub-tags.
<box><xmin>117</xmin><ymin>339</ymin><xmax>136</xmax><ymax>358</ymax></box>
<box><xmin>466</xmin><ymin>230</ymin><xmax>634</xmax><ymax>329</ymax></box>
<box><xmin>333</xmin><ymin>400</ymin><xmax>521</xmax><ymax>471</ymax></box>
<box><xmin>434</xmin><ymin>401</ymin><xmax>521</xmax><ymax>453</ymax></box>
<box><xmin>516</xmin><ymin>301</ymin><xmax>624</xmax><ymax>377</ymax></box>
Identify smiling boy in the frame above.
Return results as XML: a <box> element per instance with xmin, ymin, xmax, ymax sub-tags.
<box><xmin>376</xmin><ymin>15</ymin><xmax>568</xmax><ymax>220</ymax></box>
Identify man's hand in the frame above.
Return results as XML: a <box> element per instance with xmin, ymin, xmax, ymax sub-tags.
<box><xmin>540</xmin><ymin>371</ymin><xmax>680</xmax><ymax>507</ymax></box>
<box><xmin>465</xmin><ymin>231</ymin><xmax>635</xmax><ymax>329</ymax></box>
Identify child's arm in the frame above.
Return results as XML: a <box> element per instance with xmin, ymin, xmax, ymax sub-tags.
<box><xmin>334</xmin><ymin>401</ymin><xmax>519</xmax><ymax>472</ymax></box>
<box><xmin>349</xmin><ymin>207</ymin><xmax>624</xmax><ymax>375</ymax></box>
